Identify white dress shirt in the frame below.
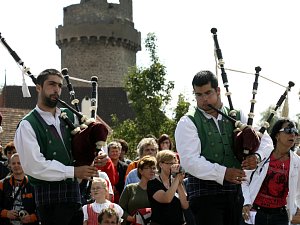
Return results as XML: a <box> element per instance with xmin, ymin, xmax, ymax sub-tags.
<box><xmin>175</xmin><ymin>107</ymin><xmax>273</xmax><ymax>185</ymax></box>
<box><xmin>14</xmin><ymin>105</ymin><xmax>74</xmax><ymax>181</ymax></box>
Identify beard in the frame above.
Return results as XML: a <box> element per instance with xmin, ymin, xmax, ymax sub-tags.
<box><xmin>44</xmin><ymin>94</ymin><xmax>58</xmax><ymax>108</ymax></box>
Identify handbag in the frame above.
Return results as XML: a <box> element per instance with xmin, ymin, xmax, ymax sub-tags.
<box><xmin>130</xmin><ymin>208</ymin><xmax>152</xmax><ymax>225</ymax></box>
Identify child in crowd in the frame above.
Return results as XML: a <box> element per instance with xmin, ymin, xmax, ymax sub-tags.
<box><xmin>98</xmin><ymin>208</ymin><xmax>121</xmax><ymax>225</ymax></box>
<box><xmin>83</xmin><ymin>177</ymin><xmax>123</xmax><ymax>225</ymax></box>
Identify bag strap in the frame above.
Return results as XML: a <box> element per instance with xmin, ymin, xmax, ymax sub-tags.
<box><xmin>135</xmin><ymin>209</ymin><xmax>151</xmax><ymax>225</ymax></box>
<box><xmin>12</xmin><ymin>176</ymin><xmax>25</xmax><ymax>203</ymax></box>
<box><xmin>139</xmin><ymin>211</ymin><xmax>148</xmax><ymax>225</ymax></box>
<box><xmin>249</xmin><ymin>151</ymin><xmax>273</xmax><ymax>184</ymax></box>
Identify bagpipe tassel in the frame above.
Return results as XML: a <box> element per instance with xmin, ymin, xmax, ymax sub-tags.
<box><xmin>281</xmin><ymin>96</ymin><xmax>289</xmax><ymax>118</ymax></box>
<box><xmin>21</xmin><ymin>71</ymin><xmax>31</xmax><ymax>97</ymax></box>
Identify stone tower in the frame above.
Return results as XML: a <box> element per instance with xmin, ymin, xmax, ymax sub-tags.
<box><xmin>56</xmin><ymin>0</ymin><xmax>141</xmax><ymax>87</ymax></box>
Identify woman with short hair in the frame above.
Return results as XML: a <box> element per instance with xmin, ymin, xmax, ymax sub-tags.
<box><xmin>147</xmin><ymin>150</ymin><xmax>188</xmax><ymax>225</ymax></box>
<box><xmin>119</xmin><ymin>155</ymin><xmax>156</xmax><ymax>225</ymax></box>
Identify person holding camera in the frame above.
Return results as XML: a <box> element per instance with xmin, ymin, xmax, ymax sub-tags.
<box><xmin>147</xmin><ymin>150</ymin><xmax>188</xmax><ymax>225</ymax></box>
<box><xmin>0</xmin><ymin>153</ymin><xmax>39</xmax><ymax>225</ymax></box>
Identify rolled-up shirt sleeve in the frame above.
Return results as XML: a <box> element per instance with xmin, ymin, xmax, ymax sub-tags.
<box><xmin>175</xmin><ymin>116</ymin><xmax>226</xmax><ymax>185</ymax></box>
<box><xmin>14</xmin><ymin>120</ymin><xmax>74</xmax><ymax>181</ymax></box>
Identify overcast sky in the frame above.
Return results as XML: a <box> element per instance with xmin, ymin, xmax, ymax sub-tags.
<box><xmin>0</xmin><ymin>0</ymin><xmax>299</xmax><ymax>123</ymax></box>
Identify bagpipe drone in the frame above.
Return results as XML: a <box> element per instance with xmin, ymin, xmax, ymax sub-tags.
<box><xmin>210</xmin><ymin>28</ymin><xmax>295</xmax><ymax>163</ymax></box>
<box><xmin>0</xmin><ymin>32</ymin><xmax>108</xmax><ymax>167</ymax></box>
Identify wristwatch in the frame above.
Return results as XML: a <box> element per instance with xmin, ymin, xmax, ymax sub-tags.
<box><xmin>254</xmin><ymin>153</ymin><xmax>261</xmax><ymax>164</ymax></box>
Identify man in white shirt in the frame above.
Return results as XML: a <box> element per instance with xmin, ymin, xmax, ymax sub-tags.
<box><xmin>14</xmin><ymin>69</ymin><xmax>106</xmax><ymax>225</ymax></box>
<box><xmin>175</xmin><ymin>70</ymin><xmax>273</xmax><ymax>225</ymax></box>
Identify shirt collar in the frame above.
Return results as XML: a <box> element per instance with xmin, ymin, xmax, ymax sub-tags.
<box><xmin>35</xmin><ymin>105</ymin><xmax>61</xmax><ymax>116</ymax></box>
<box><xmin>197</xmin><ymin>106</ymin><xmax>223</xmax><ymax>121</ymax></box>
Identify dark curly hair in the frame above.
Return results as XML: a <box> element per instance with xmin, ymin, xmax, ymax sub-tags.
<box><xmin>270</xmin><ymin>118</ymin><xmax>297</xmax><ymax>150</ymax></box>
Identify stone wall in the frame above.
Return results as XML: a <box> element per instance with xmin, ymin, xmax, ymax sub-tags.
<box><xmin>56</xmin><ymin>0</ymin><xmax>141</xmax><ymax>87</ymax></box>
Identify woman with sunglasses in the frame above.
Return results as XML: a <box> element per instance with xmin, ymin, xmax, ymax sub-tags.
<box><xmin>241</xmin><ymin>119</ymin><xmax>300</xmax><ymax>225</ymax></box>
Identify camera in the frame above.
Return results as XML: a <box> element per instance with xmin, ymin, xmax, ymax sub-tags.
<box><xmin>171</xmin><ymin>165</ymin><xmax>185</xmax><ymax>177</ymax></box>
<box><xmin>18</xmin><ymin>210</ymin><xmax>28</xmax><ymax>218</ymax></box>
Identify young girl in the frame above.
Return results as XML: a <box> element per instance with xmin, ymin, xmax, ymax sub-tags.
<box><xmin>83</xmin><ymin>177</ymin><xmax>123</xmax><ymax>225</ymax></box>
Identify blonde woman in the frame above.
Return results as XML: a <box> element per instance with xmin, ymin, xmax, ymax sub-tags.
<box><xmin>83</xmin><ymin>177</ymin><xmax>123</xmax><ymax>225</ymax></box>
<box><xmin>147</xmin><ymin>150</ymin><xmax>188</xmax><ymax>225</ymax></box>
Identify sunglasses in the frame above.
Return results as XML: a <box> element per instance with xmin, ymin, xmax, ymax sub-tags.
<box><xmin>279</xmin><ymin>127</ymin><xmax>299</xmax><ymax>136</ymax></box>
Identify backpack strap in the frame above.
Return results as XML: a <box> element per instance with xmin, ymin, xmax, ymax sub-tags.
<box><xmin>11</xmin><ymin>176</ymin><xmax>26</xmax><ymax>203</ymax></box>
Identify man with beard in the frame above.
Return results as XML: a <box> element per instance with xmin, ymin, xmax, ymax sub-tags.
<box><xmin>14</xmin><ymin>69</ymin><xmax>102</xmax><ymax>225</ymax></box>
<box><xmin>175</xmin><ymin>70</ymin><xmax>273</xmax><ymax>225</ymax></box>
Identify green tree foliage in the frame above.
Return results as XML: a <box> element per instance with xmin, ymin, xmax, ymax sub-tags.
<box><xmin>110</xmin><ymin>33</ymin><xmax>190</xmax><ymax>159</ymax></box>
<box><xmin>162</xmin><ymin>93</ymin><xmax>191</xmax><ymax>138</ymax></box>
<box><xmin>174</xmin><ymin>93</ymin><xmax>191</xmax><ymax>124</ymax></box>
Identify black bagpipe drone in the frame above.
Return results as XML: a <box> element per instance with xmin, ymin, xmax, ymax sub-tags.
<box><xmin>210</xmin><ymin>28</ymin><xmax>295</xmax><ymax>162</ymax></box>
<box><xmin>0</xmin><ymin>32</ymin><xmax>109</xmax><ymax>167</ymax></box>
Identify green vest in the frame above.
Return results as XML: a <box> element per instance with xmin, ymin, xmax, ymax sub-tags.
<box><xmin>23</xmin><ymin>108</ymin><xmax>75</xmax><ymax>185</ymax></box>
<box><xmin>188</xmin><ymin>107</ymin><xmax>241</xmax><ymax>168</ymax></box>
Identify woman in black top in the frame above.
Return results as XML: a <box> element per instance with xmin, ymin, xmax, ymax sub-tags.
<box><xmin>147</xmin><ymin>150</ymin><xmax>188</xmax><ymax>225</ymax></box>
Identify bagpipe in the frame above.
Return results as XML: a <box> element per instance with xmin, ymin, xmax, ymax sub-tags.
<box><xmin>0</xmin><ymin>33</ymin><xmax>109</xmax><ymax>167</ymax></box>
<box><xmin>210</xmin><ymin>28</ymin><xmax>295</xmax><ymax>162</ymax></box>
<box><xmin>56</xmin><ymin>70</ymin><xmax>109</xmax><ymax>166</ymax></box>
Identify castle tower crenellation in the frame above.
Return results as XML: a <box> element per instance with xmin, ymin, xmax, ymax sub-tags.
<box><xmin>56</xmin><ymin>0</ymin><xmax>140</xmax><ymax>87</ymax></box>
<box><xmin>64</xmin><ymin>0</ymin><xmax>133</xmax><ymax>25</ymax></box>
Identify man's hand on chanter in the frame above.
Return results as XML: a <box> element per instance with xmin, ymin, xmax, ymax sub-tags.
<box><xmin>74</xmin><ymin>165</ymin><xmax>99</xmax><ymax>180</ymax></box>
<box><xmin>241</xmin><ymin>154</ymin><xmax>258</xmax><ymax>170</ymax></box>
<box><xmin>93</xmin><ymin>151</ymin><xmax>108</xmax><ymax>167</ymax></box>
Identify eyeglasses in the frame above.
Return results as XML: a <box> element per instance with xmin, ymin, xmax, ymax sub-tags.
<box><xmin>194</xmin><ymin>89</ymin><xmax>215</xmax><ymax>100</ymax></box>
<box><xmin>91</xmin><ymin>187</ymin><xmax>106</xmax><ymax>191</ymax></box>
<box><xmin>163</xmin><ymin>162</ymin><xmax>175</xmax><ymax>165</ymax></box>
<box><xmin>279</xmin><ymin>127</ymin><xmax>299</xmax><ymax>136</ymax></box>
<box><xmin>143</xmin><ymin>166</ymin><xmax>157</xmax><ymax>171</ymax></box>
<box><xmin>101</xmin><ymin>220</ymin><xmax>118</xmax><ymax>225</ymax></box>
<box><xmin>144</xmin><ymin>148</ymin><xmax>157</xmax><ymax>152</ymax></box>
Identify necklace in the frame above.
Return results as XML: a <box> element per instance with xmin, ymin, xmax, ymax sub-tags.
<box><xmin>272</xmin><ymin>150</ymin><xmax>289</xmax><ymax>161</ymax></box>
<box><xmin>158</xmin><ymin>175</ymin><xmax>171</xmax><ymax>189</ymax></box>
<box><xmin>271</xmin><ymin>150</ymin><xmax>290</xmax><ymax>172</ymax></box>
